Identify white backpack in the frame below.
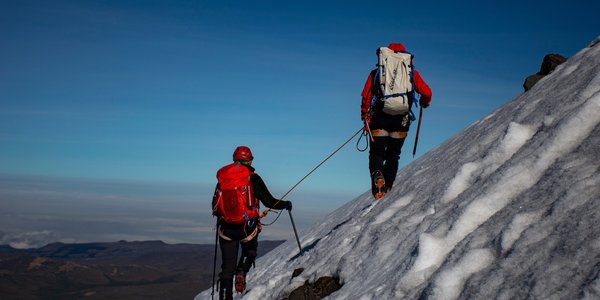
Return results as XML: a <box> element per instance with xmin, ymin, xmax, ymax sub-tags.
<box><xmin>377</xmin><ymin>47</ymin><xmax>414</xmax><ymax>115</ymax></box>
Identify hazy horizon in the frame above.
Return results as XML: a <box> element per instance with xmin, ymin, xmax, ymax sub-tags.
<box><xmin>0</xmin><ymin>174</ymin><xmax>345</xmax><ymax>248</ymax></box>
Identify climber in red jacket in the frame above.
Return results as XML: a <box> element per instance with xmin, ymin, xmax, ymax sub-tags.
<box><xmin>360</xmin><ymin>42</ymin><xmax>432</xmax><ymax>199</ymax></box>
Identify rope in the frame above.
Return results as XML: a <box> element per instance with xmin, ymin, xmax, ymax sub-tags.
<box><xmin>261</xmin><ymin>126</ymin><xmax>365</xmax><ymax>224</ymax></box>
<box><xmin>261</xmin><ymin>209</ymin><xmax>282</xmax><ymax>226</ymax></box>
<box><xmin>356</xmin><ymin>128</ymin><xmax>370</xmax><ymax>152</ymax></box>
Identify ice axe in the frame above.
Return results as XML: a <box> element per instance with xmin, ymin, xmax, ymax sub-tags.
<box><xmin>412</xmin><ymin>106</ymin><xmax>423</xmax><ymax>157</ymax></box>
<box><xmin>288</xmin><ymin>210</ymin><xmax>303</xmax><ymax>256</ymax></box>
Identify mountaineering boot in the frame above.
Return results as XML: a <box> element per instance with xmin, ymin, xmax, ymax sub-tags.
<box><xmin>235</xmin><ymin>272</ymin><xmax>246</xmax><ymax>293</ymax></box>
<box><xmin>372</xmin><ymin>170</ymin><xmax>386</xmax><ymax>200</ymax></box>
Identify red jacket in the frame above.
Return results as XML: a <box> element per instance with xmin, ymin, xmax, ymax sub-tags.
<box><xmin>361</xmin><ymin>43</ymin><xmax>432</xmax><ymax>119</ymax></box>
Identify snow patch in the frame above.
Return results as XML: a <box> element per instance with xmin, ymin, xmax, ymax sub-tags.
<box><xmin>441</xmin><ymin>162</ymin><xmax>480</xmax><ymax>203</ymax></box>
<box><xmin>243</xmin><ymin>274</ymin><xmax>290</xmax><ymax>300</ymax></box>
<box><xmin>441</xmin><ymin>122</ymin><xmax>535</xmax><ymax>203</ymax></box>
<box><xmin>359</xmin><ymin>201</ymin><xmax>377</xmax><ymax>217</ymax></box>
<box><xmin>501</xmin><ymin>211</ymin><xmax>543</xmax><ymax>251</ymax></box>
<box><xmin>406</xmin><ymin>206</ymin><xmax>436</xmax><ymax>225</ymax></box>
<box><xmin>581</xmin><ymin>71</ymin><xmax>600</xmax><ymax>99</ymax></box>
<box><xmin>404</xmin><ymin>93</ymin><xmax>600</xmax><ymax>289</ymax></box>
<box><xmin>432</xmin><ymin>248</ymin><xmax>494</xmax><ymax>300</ymax></box>
<box><xmin>373</xmin><ymin>194</ymin><xmax>413</xmax><ymax>224</ymax></box>
<box><xmin>560</xmin><ymin>64</ymin><xmax>579</xmax><ymax>77</ymax></box>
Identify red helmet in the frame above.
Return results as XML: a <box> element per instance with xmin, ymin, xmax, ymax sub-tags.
<box><xmin>387</xmin><ymin>43</ymin><xmax>406</xmax><ymax>51</ymax></box>
<box><xmin>233</xmin><ymin>146</ymin><xmax>253</xmax><ymax>162</ymax></box>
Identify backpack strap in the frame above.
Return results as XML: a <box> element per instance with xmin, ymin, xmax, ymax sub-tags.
<box><xmin>370</xmin><ymin>68</ymin><xmax>380</xmax><ymax>110</ymax></box>
<box><xmin>408</xmin><ymin>62</ymin><xmax>419</xmax><ymax>122</ymax></box>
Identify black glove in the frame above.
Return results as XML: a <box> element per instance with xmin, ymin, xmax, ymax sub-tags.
<box><xmin>285</xmin><ymin>201</ymin><xmax>292</xmax><ymax>211</ymax></box>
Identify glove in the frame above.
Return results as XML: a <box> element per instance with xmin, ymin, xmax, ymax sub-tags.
<box><xmin>363</xmin><ymin>121</ymin><xmax>370</xmax><ymax>132</ymax></box>
<box><xmin>361</xmin><ymin>111</ymin><xmax>370</xmax><ymax>122</ymax></box>
<box><xmin>362</xmin><ymin>115</ymin><xmax>371</xmax><ymax>131</ymax></box>
<box><xmin>285</xmin><ymin>201</ymin><xmax>293</xmax><ymax>211</ymax></box>
<box><xmin>419</xmin><ymin>97</ymin><xmax>431</xmax><ymax>108</ymax></box>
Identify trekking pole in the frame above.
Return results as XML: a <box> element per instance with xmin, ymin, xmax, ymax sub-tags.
<box><xmin>412</xmin><ymin>106</ymin><xmax>423</xmax><ymax>157</ymax></box>
<box><xmin>211</xmin><ymin>223</ymin><xmax>219</xmax><ymax>300</ymax></box>
<box><xmin>288</xmin><ymin>210</ymin><xmax>303</xmax><ymax>255</ymax></box>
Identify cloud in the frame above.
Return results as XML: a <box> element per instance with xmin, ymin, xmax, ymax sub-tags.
<box><xmin>0</xmin><ymin>175</ymin><xmax>339</xmax><ymax>246</ymax></box>
<box><xmin>0</xmin><ymin>230</ymin><xmax>63</xmax><ymax>249</ymax></box>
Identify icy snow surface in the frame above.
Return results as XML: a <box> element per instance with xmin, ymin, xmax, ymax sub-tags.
<box><xmin>196</xmin><ymin>37</ymin><xmax>600</xmax><ymax>300</ymax></box>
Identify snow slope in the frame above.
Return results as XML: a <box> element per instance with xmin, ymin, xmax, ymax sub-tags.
<box><xmin>196</xmin><ymin>37</ymin><xmax>600</xmax><ymax>300</ymax></box>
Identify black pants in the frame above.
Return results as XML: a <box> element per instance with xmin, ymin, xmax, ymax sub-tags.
<box><xmin>218</xmin><ymin>222</ymin><xmax>259</xmax><ymax>300</ymax></box>
<box><xmin>368</xmin><ymin>112</ymin><xmax>411</xmax><ymax>190</ymax></box>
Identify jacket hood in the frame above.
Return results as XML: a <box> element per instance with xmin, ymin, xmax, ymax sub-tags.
<box><xmin>387</xmin><ymin>43</ymin><xmax>406</xmax><ymax>51</ymax></box>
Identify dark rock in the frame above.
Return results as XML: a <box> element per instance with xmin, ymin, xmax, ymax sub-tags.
<box><xmin>523</xmin><ymin>74</ymin><xmax>545</xmax><ymax>92</ymax></box>
<box><xmin>539</xmin><ymin>54</ymin><xmax>567</xmax><ymax>75</ymax></box>
<box><xmin>292</xmin><ymin>268</ymin><xmax>304</xmax><ymax>278</ymax></box>
<box><xmin>284</xmin><ymin>276</ymin><xmax>342</xmax><ymax>300</ymax></box>
<box><xmin>523</xmin><ymin>53</ymin><xmax>566</xmax><ymax>91</ymax></box>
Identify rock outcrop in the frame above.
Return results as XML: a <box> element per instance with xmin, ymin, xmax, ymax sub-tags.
<box><xmin>523</xmin><ymin>53</ymin><xmax>567</xmax><ymax>91</ymax></box>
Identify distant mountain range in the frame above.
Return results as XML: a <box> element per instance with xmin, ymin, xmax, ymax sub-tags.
<box><xmin>0</xmin><ymin>240</ymin><xmax>284</xmax><ymax>300</ymax></box>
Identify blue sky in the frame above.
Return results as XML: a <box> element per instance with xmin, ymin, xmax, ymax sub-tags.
<box><xmin>1</xmin><ymin>0</ymin><xmax>598</xmax><ymax>245</ymax></box>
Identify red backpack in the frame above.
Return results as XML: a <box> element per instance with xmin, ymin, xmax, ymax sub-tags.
<box><xmin>213</xmin><ymin>163</ymin><xmax>260</xmax><ymax>224</ymax></box>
